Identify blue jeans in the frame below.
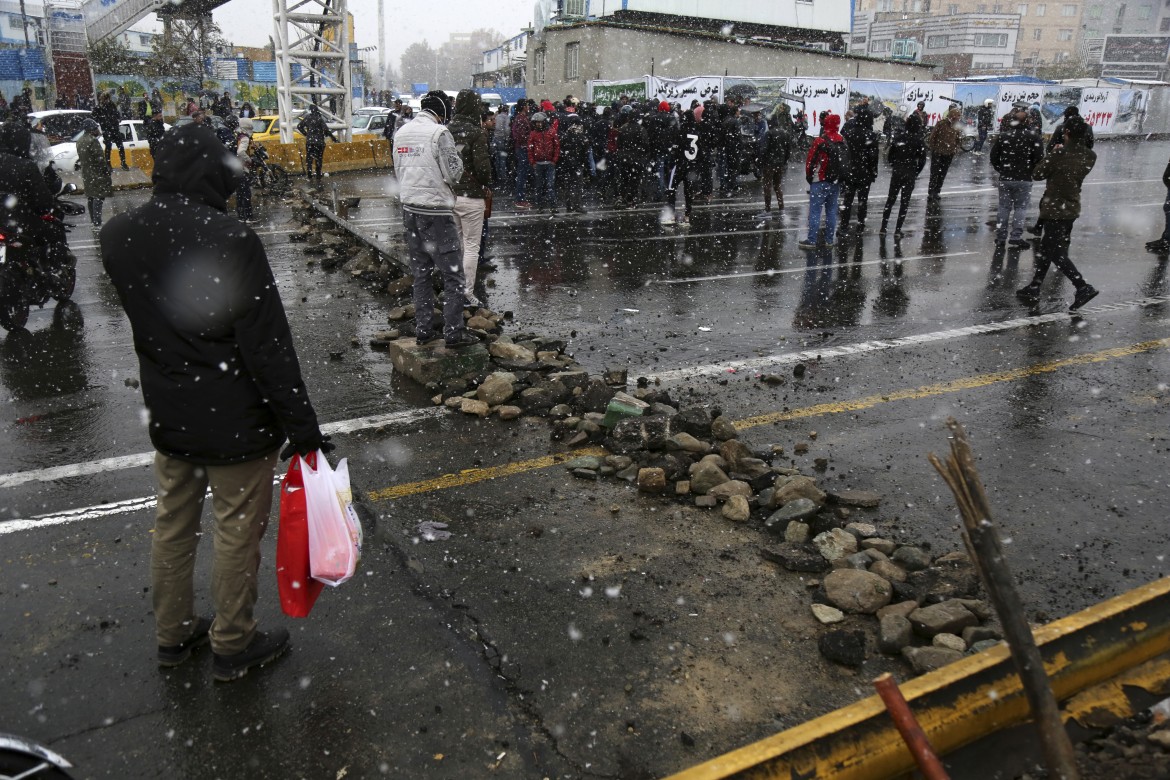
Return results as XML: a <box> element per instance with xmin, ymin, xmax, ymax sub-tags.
<box><xmin>514</xmin><ymin>149</ymin><xmax>531</xmax><ymax>202</ymax></box>
<box><xmin>807</xmin><ymin>181</ymin><xmax>840</xmax><ymax>243</ymax></box>
<box><xmin>532</xmin><ymin>162</ymin><xmax>556</xmax><ymax>209</ymax></box>
<box><xmin>996</xmin><ymin>180</ymin><xmax>1033</xmax><ymax>241</ymax></box>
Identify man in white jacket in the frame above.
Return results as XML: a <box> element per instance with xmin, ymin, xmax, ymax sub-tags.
<box><xmin>392</xmin><ymin>90</ymin><xmax>476</xmax><ymax>348</ymax></box>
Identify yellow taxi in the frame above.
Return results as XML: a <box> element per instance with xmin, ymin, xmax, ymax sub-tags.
<box><xmin>250</xmin><ymin>115</ymin><xmax>303</xmax><ymax>143</ymax></box>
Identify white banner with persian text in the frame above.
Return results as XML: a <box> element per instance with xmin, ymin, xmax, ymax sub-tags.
<box><xmin>900</xmin><ymin>82</ymin><xmax>956</xmax><ymax>128</ymax></box>
<box><xmin>786</xmin><ymin>78</ymin><xmax>849</xmax><ymax>136</ymax></box>
<box><xmin>648</xmin><ymin>76</ymin><xmax>723</xmax><ymax>106</ymax></box>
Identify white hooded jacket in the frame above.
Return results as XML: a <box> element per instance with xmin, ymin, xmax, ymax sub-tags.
<box><xmin>392</xmin><ymin>111</ymin><xmax>464</xmax><ymax>215</ymax></box>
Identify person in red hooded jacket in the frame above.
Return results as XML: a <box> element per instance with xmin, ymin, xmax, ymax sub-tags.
<box><xmin>528</xmin><ymin>112</ymin><xmax>561</xmax><ymax>213</ymax></box>
<box><xmin>800</xmin><ymin>112</ymin><xmax>847</xmax><ymax>249</ymax></box>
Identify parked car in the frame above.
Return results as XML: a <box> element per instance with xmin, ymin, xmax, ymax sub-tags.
<box><xmin>352</xmin><ymin>111</ymin><xmax>391</xmax><ymax>136</ymax></box>
<box><xmin>28</xmin><ymin>110</ymin><xmax>92</xmax><ymax>144</ymax></box>
<box><xmin>171</xmin><ymin>114</ymin><xmax>227</xmax><ymax>133</ymax></box>
<box><xmin>250</xmin><ymin>115</ymin><xmax>306</xmax><ymax>143</ymax></box>
<box><xmin>480</xmin><ymin>93</ymin><xmax>504</xmax><ymax>109</ymax></box>
<box><xmin>49</xmin><ymin>118</ymin><xmax>172</xmax><ymax>171</ymax></box>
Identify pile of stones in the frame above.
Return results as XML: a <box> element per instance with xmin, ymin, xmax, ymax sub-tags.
<box><xmin>289</xmin><ymin>208</ymin><xmax>413</xmax><ymax>295</ymax></box>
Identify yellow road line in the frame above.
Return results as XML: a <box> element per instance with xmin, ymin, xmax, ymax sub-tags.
<box><xmin>366</xmin><ymin>446</ymin><xmax>607</xmax><ymax>501</ymax></box>
<box><xmin>366</xmin><ymin>338</ymin><xmax>1170</xmax><ymax>503</ymax></box>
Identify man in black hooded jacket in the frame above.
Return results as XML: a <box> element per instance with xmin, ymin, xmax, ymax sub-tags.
<box><xmin>101</xmin><ymin>124</ymin><xmax>330</xmax><ymax>683</ymax></box>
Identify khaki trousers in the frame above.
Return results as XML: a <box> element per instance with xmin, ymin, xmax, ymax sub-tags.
<box><xmin>452</xmin><ymin>195</ymin><xmax>486</xmax><ymax>297</ymax></box>
<box><xmin>151</xmin><ymin>450</ymin><xmax>279</xmax><ymax>655</ymax></box>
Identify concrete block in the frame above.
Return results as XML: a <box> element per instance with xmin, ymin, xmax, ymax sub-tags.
<box><xmin>386</xmin><ymin>338</ymin><xmax>489</xmax><ymax>386</ymax></box>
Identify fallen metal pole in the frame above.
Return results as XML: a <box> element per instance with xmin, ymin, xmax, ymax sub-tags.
<box><xmin>928</xmin><ymin>418</ymin><xmax>1081</xmax><ymax>780</ymax></box>
<box><xmin>305</xmin><ymin>196</ymin><xmax>410</xmax><ymax>275</ymax></box>
<box><xmin>873</xmin><ymin>673</ymin><xmax>950</xmax><ymax>780</ymax></box>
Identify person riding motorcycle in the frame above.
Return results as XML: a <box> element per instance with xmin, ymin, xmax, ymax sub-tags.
<box><xmin>0</xmin><ymin>120</ymin><xmax>57</xmax><ymax>248</ymax></box>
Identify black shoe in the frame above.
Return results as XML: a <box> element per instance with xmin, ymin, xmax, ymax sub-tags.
<box><xmin>1026</xmin><ymin>224</ymin><xmax>1042</xmax><ymax>236</ymax></box>
<box><xmin>158</xmin><ymin>616</ymin><xmax>212</xmax><ymax>667</ymax></box>
<box><xmin>479</xmin><ymin>260</ymin><xmax>498</xmax><ymax>272</ymax></box>
<box><xmin>212</xmin><ymin>628</ymin><xmax>290</xmax><ymax>682</ymax></box>
<box><xmin>415</xmin><ymin>333</ymin><xmax>441</xmax><ymax>346</ymax></box>
<box><xmin>1070</xmin><ymin>284</ymin><xmax>1099</xmax><ymax>312</ymax></box>
<box><xmin>1015</xmin><ymin>285</ymin><xmax>1041</xmax><ymax>304</ymax></box>
<box><xmin>1146</xmin><ymin>241</ymin><xmax>1170</xmax><ymax>253</ymax></box>
<box><xmin>444</xmin><ymin>332</ymin><xmax>480</xmax><ymax>349</ymax></box>
<box><xmin>879</xmin><ymin>223</ymin><xmax>889</xmax><ymax>235</ymax></box>
<box><xmin>1008</xmin><ymin>239</ymin><xmax>1031</xmax><ymax>249</ymax></box>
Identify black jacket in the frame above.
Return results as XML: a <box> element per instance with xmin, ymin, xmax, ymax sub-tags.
<box><xmin>887</xmin><ymin>122</ymin><xmax>927</xmax><ymax>178</ymax></box>
<box><xmin>297</xmin><ymin>112</ymin><xmax>336</xmax><ymax>146</ymax></box>
<box><xmin>990</xmin><ymin>124</ymin><xmax>1044</xmax><ymax>181</ymax></box>
<box><xmin>101</xmin><ymin>125</ymin><xmax>321</xmax><ymax>465</ymax></box>
<box><xmin>0</xmin><ymin>150</ymin><xmax>54</xmax><ymax>243</ymax></box>
<box><xmin>762</xmin><ymin>120</ymin><xmax>792</xmax><ymax>168</ymax></box>
<box><xmin>1048</xmin><ymin>120</ymin><xmax>1094</xmax><ymax>151</ymax></box>
<box><xmin>842</xmin><ymin>118</ymin><xmax>880</xmax><ymax>186</ymax></box>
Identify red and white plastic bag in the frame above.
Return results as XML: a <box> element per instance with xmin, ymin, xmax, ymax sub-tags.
<box><xmin>303</xmin><ymin>450</ymin><xmax>363</xmax><ymax>587</ymax></box>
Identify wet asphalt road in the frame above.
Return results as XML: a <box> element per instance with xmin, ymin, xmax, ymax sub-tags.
<box><xmin>1</xmin><ymin>139</ymin><xmax>1168</xmax><ymax>779</ymax></box>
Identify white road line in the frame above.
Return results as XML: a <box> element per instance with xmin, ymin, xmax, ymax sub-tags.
<box><xmin>588</xmin><ymin>227</ymin><xmax>799</xmax><ymax>243</ymax></box>
<box><xmin>651</xmin><ymin>251</ymin><xmax>979</xmax><ymax>284</ymax></box>
<box><xmin>0</xmin><ymin>407</ymin><xmax>441</xmax><ymax>491</ymax></box>
<box><xmin>2</xmin><ymin>294</ymin><xmax>1168</xmax><ymax>535</ymax></box>
<box><xmin>639</xmin><ymin>295</ymin><xmax>1170</xmax><ymax>383</ymax></box>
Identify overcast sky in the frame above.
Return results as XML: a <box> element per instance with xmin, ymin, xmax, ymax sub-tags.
<box><xmin>201</xmin><ymin>0</ymin><xmax>535</xmax><ymax>72</ymax></box>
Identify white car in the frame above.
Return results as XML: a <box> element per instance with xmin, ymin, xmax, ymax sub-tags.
<box><xmin>351</xmin><ymin>110</ymin><xmax>391</xmax><ymax>136</ymax></box>
<box><xmin>50</xmin><ymin>119</ymin><xmax>171</xmax><ymax>171</ymax></box>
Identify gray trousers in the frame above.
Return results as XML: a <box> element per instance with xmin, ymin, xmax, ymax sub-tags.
<box><xmin>403</xmin><ymin>210</ymin><xmax>467</xmax><ymax>340</ymax></box>
<box><xmin>996</xmin><ymin>179</ymin><xmax>1033</xmax><ymax>242</ymax></box>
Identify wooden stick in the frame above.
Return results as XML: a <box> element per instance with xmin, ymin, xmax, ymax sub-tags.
<box><xmin>873</xmin><ymin>673</ymin><xmax>951</xmax><ymax>780</ymax></box>
<box><xmin>928</xmin><ymin>418</ymin><xmax>1081</xmax><ymax>780</ymax></box>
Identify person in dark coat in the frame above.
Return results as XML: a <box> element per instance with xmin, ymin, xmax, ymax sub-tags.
<box><xmin>840</xmin><ymin>106</ymin><xmax>880</xmax><ymax>229</ymax></box>
<box><xmin>990</xmin><ymin>104</ymin><xmax>1044</xmax><ymax>248</ymax></box>
<box><xmin>100</xmin><ymin>123</ymin><xmax>330</xmax><ymax>682</ymax></box>
<box><xmin>718</xmin><ymin>103</ymin><xmax>741</xmax><ymax>196</ymax></box>
<box><xmin>448</xmin><ymin>88</ymin><xmax>493</xmax><ymax>303</ymax></box>
<box><xmin>558</xmin><ymin>113</ymin><xmax>593</xmax><ymax>213</ymax></box>
<box><xmin>1029</xmin><ymin>105</ymin><xmax>1096</xmax><ymax>237</ymax></box>
<box><xmin>697</xmin><ymin>101</ymin><xmax>720</xmax><ymax>199</ymax></box>
<box><xmin>880</xmin><ymin>113</ymin><xmax>927</xmax><ymax>237</ymax></box>
<box><xmin>296</xmin><ymin>105</ymin><xmax>337</xmax><ymax>182</ymax></box>
<box><xmin>615</xmin><ymin>107</ymin><xmax>649</xmax><ymax>207</ymax></box>
<box><xmin>95</xmin><ymin>92</ymin><xmax>128</xmax><ymax>171</ymax></box>
<box><xmin>1145</xmin><ymin>155</ymin><xmax>1170</xmax><ymax>254</ymax></box>
<box><xmin>1016</xmin><ymin>117</ymin><xmax>1098</xmax><ymax>311</ymax></box>
<box><xmin>664</xmin><ymin>109</ymin><xmax>698</xmax><ymax>226</ymax></box>
<box><xmin>76</xmin><ymin>119</ymin><xmax>112</xmax><ymax>228</ymax></box>
<box><xmin>0</xmin><ymin>121</ymin><xmax>56</xmax><ymax>266</ymax></box>
<box><xmin>760</xmin><ymin>103</ymin><xmax>792</xmax><ymax>216</ymax></box>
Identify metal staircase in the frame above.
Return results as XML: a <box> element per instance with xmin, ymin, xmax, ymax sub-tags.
<box><xmin>80</xmin><ymin>0</ymin><xmax>167</xmax><ymax>43</ymax></box>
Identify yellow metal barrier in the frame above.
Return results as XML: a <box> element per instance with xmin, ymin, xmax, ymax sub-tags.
<box><xmin>114</xmin><ymin>138</ymin><xmax>392</xmax><ymax>181</ymax></box>
<box><xmin>665</xmin><ymin>577</ymin><xmax>1170</xmax><ymax>780</ymax></box>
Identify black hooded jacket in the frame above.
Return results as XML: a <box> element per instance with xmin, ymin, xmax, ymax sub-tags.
<box><xmin>991</xmin><ymin>122</ymin><xmax>1044</xmax><ymax>181</ymax></box>
<box><xmin>842</xmin><ymin>111</ymin><xmax>880</xmax><ymax>186</ymax></box>
<box><xmin>101</xmin><ymin>125</ymin><xmax>321</xmax><ymax>465</ymax></box>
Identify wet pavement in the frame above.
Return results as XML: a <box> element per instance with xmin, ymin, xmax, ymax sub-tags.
<box><xmin>1</xmin><ymin>139</ymin><xmax>1169</xmax><ymax>779</ymax></box>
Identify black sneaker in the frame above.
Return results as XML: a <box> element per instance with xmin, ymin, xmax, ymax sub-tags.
<box><xmin>158</xmin><ymin>616</ymin><xmax>212</xmax><ymax>667</ymax></box>
<box><xmin>1146</xmin><ymin>241</ymin><xmax>1170</xmax><ymax>253</ymax></box>
<box><xmin>1015</xmin><ymin>285</ymin><xmax>1041</xmax><ymax>304</ymax></box>
<box><xmin>1070</xmin><ymin>284</ymin><xmax>1099</xmax><ymax>312</ymax></box>
<box><xmin>1008</xmin><ymin>239</ymin><xmax>1031</xmax><ymax>249</ymax></box>
<box><xmin>1025</xmin><ymin>224</ymin><xmax>1042</xmax><ymax>236</ymax></box>
<box><xmin>415</xmin><ymin>333</ymin><xmax>441</xmax><ymax>346</ymax></box>
<box><xmin>444</xmin><ymin>331</ymin><xmax>480</xmax><ymax>349</ymax></box>
<box><xmin>212</xmin><ymin>628</ymin><xmax>290</xmax><ymax>682</ymax></box>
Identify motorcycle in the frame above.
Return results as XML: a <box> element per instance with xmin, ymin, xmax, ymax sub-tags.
<box><xmin>0</xmin><ymin>194</ymin><xmax>77</xmax><ymax>332</ymax></box>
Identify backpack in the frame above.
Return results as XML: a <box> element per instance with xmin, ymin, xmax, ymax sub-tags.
<box><xmin>819</xmin><ymin>139</ymin><xmax>850</xmax><ymax>183</ymax></box>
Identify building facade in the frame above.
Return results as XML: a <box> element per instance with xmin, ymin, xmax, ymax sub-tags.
<box><xmin>527</xmin><ymin>21</ymin><xmax>936</xmax><ymax>101</ymax></box>
<box><xmin>474</xmin><ymin>30</ymin><xmax>530</xmax><ymax>88</ymax></box>
<box><xmin>855</xmin><ymin>0</ymin><xmax>1086</xmax><ymax>72</ymax></box>
<box><xmin>850</xmin><ymin>11</ymin><xmax>1020</xmax><ymax>76</ymax></box>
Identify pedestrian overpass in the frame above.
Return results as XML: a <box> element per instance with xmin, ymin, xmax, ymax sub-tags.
<box><xmin>49</xmin><ymin>0</ymin><xmax>352</xmax><ymax>140</ymax></box>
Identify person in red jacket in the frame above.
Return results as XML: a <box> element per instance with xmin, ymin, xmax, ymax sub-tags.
<box><xmin>528</xmin><ymin>112</ymin><xmax>561</xmax><ymax>214</ymax></box>
<box><xmin>800</xmin><ymin>112</ymin><xmax>846</xmax><ymax>249</ymax></box>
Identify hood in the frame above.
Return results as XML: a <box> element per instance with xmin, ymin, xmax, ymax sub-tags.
<box><xmin>151</xmin><ymin>124</ymin><xmax>240</xmax><ymax>211</ymax></box>
<box><xmin>541</xmin><ymin>100</ymin><xmax>555</xmax><ymax>113</ymax></box>
<box><xmin>823</xmin><ymin>113</ymin><xmax>841</xmax><ymax>134</ymax></box>
<box><xmin>454</xmin><ymin>89</ymin><xmax>480</xmax><ymax>119</ymax></box>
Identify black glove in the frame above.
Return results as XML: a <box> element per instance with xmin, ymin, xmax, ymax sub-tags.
<box><xmin>280</xmin><ymin>434</ymin><xmax>335</xmax><ymax>461</ymax></box>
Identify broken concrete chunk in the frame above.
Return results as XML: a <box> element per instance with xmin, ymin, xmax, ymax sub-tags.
<box><xmin>721</xmin><ymin>495</ymin><xmax>751</xmax><ymax>522</ymax></box>
<box><xmin>814</xmin><ymin>528</ymin><xmax>859</xmax><ymax>562</ymax></box>
<box><xmin>822</xmin><ymin>569</ymin><xmax>893</xmax><ymax>614</ymax></box>
<box><xmin>909</xmin><ymin>600</ymin><xmax>979</xmax><ymax>638</ymax></box>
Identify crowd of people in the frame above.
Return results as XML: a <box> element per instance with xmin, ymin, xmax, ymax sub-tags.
<box><xmin>379</xmin><ymin>91</ymin><xmax>810</xmax><ymax>226</ymax></box>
